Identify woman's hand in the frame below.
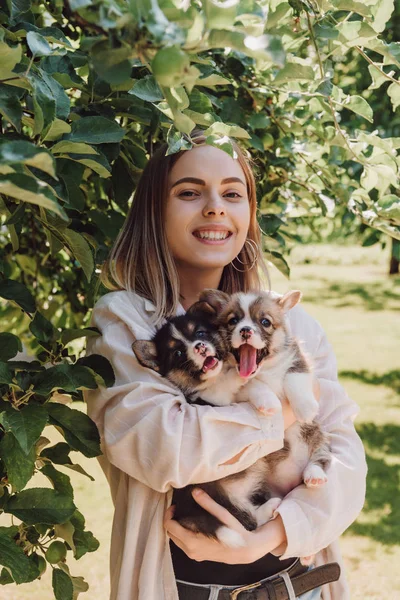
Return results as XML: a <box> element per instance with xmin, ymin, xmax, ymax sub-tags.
<box><xmin>164</xmin><ymin>489</ymin><xmax>288</xmax><ymax>564</ymax></box>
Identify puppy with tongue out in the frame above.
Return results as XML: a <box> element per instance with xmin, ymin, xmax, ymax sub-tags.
<box><xmin>200</xmin><ymin>288</ymin><xmax>320</xmax><ymax>423</ymax></box>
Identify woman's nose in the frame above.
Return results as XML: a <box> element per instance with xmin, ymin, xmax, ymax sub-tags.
<box><xmin>202</xmin><ymin>193</ymin><xmax>226</xmax><ymax>216</ymax></box>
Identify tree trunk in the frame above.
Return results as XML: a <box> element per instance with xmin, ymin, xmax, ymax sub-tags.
<box><xmin>389</xmin><ymin>238</ymin><xmax>400</xmax><ymax>275</ymax></box>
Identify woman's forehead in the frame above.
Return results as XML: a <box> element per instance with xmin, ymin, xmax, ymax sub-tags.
<box><xmin>168</xmin><ymin>144</ymin><xmax>245</xmax><ymax>183</ymax></box>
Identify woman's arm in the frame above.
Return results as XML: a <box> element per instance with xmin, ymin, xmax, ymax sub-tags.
<box><xmin>83</xmin><ymin>291</ymin><xmax>286</xmax><ymax>493</ymax></box>
<box><xmin>271</xmin><ymin>321</ymin><xmax>367</xmax><ymax>559</ymax></box>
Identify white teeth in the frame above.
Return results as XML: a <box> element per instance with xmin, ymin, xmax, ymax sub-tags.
<box><xmin>197</xmin><ymin>231</ymin><xmax>230</xmax><ymax>240</ymax></box>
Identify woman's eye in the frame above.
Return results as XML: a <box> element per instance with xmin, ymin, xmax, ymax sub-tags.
<box><xmin>261</xmin><ymin>318</ymin><xmax>271</xmax><ymax>327</ymax></box>
<box><xmin>179</xmin><ymin>190</ymin><xmax>198</xmax><ymax>199</ymax></box>
<box><xmin>174</xmin><ymin>349</ymin><xmax>183</xmax><ymax>357</ymax></box>
<box><xmin>224</xmin><ymin>192</ymin><xmax>242</xmax><ymax>199</ymax></box>
<box><xmin>229</xmin><ymin>317</ymin><xmax>239</xmax><ymax>326</ymax></box>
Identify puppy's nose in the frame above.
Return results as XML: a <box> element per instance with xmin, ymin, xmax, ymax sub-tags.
<box><xmin>194</xmin><ymin>342</ymin><xmax>207</xmax><ymax>353</ymax></box>
<box><xmin>240</xmin><ymin>327</ymin><xmax>254</xmax><ymax>340</ymax></box>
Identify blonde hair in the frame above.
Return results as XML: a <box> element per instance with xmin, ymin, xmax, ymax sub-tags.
<box><xmin>101</xmin><ymin>129</ymin><xmax>270</xmax><ymax>323</ymax></box>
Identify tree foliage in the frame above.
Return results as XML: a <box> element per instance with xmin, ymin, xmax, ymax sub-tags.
<box><xmin>0</xmin><ymin>0</ymin><xmax>399</xmax><ymax>597</ymax></box>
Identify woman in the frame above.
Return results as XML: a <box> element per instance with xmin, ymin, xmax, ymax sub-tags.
<box><xmin>84</xmin><ymin>130</ymin><xmax>367</xmax><ymax>600</ymax></box>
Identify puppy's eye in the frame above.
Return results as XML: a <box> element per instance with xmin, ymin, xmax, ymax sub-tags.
<box><xmin>196</xmin><ymin>331</ymin><xmax>207</xmax><ymax>338</ymax></box>
<box><xmin>174</xmin><ymin>349</ymin><xmax>183</xmax><ymax>357</ymax></box>
<box><xmin>229</xmin><ymin>317</ymin><xmax>239</xmax><ymax>326</ymax></box>
<box><xmin>260</xmin><ymin>318</ymin><xmax>271</xmax><ymax>327</ymax></box>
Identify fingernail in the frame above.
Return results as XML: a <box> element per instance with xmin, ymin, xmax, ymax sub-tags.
<box><xmin>192</xmin><ymin>488</ymin><xmax>204</xmax><ymax>497</ymax></box>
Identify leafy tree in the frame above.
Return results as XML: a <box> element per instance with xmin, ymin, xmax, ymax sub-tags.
<box><xmin>0</xmin><ymin>0</ymin><xmax>399</xmax><ymax>597</ymax></box>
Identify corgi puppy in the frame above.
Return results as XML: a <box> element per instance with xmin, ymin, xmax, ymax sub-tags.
<box><xmin>199</xmin><ymin>288</ymin><xmax>320</xmax><ymax>423</ymax></box>
<box><xmin>132</xmin><ymin>292</ymin><xmax>330</xmax><ymax>564</ymax></box>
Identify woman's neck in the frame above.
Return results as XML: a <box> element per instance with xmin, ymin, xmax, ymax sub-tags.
<box><xmin>177</xmin><ymin>266</ymin><xmax>223</xmax><ymax>310</ymax></box>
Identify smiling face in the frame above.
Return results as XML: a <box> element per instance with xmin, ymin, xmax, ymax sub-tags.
<box><xmin>165</xmin><ymin>145</ymin><xmax>251</xmax><ymax>274</ymax></box>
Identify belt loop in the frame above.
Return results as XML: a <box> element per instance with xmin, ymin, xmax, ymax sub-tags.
<box><xmin>208</xmin><ymin>585</ymin><xmax>223</xmax><ymax>600</ymax></box>
<box><xmin>281</xmin><ymin>572</ymin><xmax>296</xmax><ymax>600</ymax></box>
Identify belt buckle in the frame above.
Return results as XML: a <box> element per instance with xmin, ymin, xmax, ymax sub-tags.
<box><xmin>230</xmin><ymin>580</ymin><xmax>263</xmax><ymax>600</ymax></box>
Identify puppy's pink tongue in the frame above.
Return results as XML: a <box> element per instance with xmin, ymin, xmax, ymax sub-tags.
<box><xmin>239</xmin><ymin>345</ymin><xmax>257</xmax><ymax>378</ymax></box>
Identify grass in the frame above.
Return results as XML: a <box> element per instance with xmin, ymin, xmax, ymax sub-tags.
<box><xmin>4</xmin><ymin>243</ymin><xmax>400</xmax><ymax>599</ymax></box>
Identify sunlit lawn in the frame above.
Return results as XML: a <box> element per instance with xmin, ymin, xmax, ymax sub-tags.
<box><xmin>4</xmin><ymin>243</ymin><xmax>400</xmax><ymax>600</ymax></box>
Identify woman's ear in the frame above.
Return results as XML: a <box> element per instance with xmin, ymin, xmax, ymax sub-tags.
<box><xmin>198</xmin><ymin>289</ymin><xmax>230</xmax><ymax>314</ymax></box>
<box><xmin>132</xmin><ymin>340</ymin><xmax>160</xmax><ymax>372</ymax></box>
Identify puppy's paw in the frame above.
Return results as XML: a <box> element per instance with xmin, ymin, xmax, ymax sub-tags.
<box><xmin>293</xmin><ymin>398</ymin><xmax>319</xmax><ymax>424</ymax></box>
<box><xmin>217</xmin><ymin>526</ymin><xmax>246</xmax><ymax>548</ymax></box>
<box><xmin>255</xmin><ymin>497</ymin><xmax>282</xmax><ymax>526</ymax></box>
<box><xmin>303</xmin><ymin>464</ymin><xmax>328</xmax><ymax>488</ymax></box>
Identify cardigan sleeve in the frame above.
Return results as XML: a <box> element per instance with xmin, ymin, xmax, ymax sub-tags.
<box><xmin>274</xmin><ymin>307</ymin><xmax>367</xmax><ymax>559</ymax></box>
<box><xmin>83</xmin><ymin>291</ymin><xmax>285</xmax><ymax>493</ymax></box>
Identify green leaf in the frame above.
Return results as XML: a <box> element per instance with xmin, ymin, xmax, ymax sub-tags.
<box><xmin>41</xmin><ymin>442</ymin><xmax>72</xmax><ymax>465</ymax></box>
<box><xmin>0</xmin><ymin>140</ymin><xmax>57</xmax><ymax>178</ymax></box>
<box><xmin>41</xmin><ymin>464</ymin><xmax>74</xmax><ymax>497</ymax></box>
<box><xmin>27</xmin><ymin>71</ymin><xmax>56</xmax><ymax>136</ymax></box>
<box><xmin>274</xmin><ymin>62</ymin><xmax>315</xmax><ymax>84</ymax></box>
<box><xmin>387</xmin><ymin>82</ymin><xmax>400</xmax><ymax>112</ymax></box>
<box><xmin>202</xmin><ymin>121</ymin><xmax>250</xmax><ymax>139</ymax></box>
<box><xmin>129</xmin><ymin>75</ymin><xmax>164</xmax><ymax>102</ymax></box>
<box><xmin>0</xmin><ymin>333</ymin><xmax>22</xmax><ymax>361</ymax></box>
<box><xmin>0</xmin><ymin>362</ymin><xmax>14</xmax><ymax>384</ymax></box>
<box><xmin>43</xmin><ymin>119</ymin><xmax>71</xmax><ymax>142</ymax></box>
<box><xmin>370</xmin><ymin>0</ymin><xmax>395</xmax><ymax>33</ymax></box>
<box><xmin>205</xmin><ymin>0</ymin><xmax>239</xmax><ymax>29</ymax></box>
<box><xmin>332</xmin><ymin>0</ymin><xmax>372</xmax><ymax>17</ymax></box>
<box><xmin>4</xmin><ymin>488</ymin><xmax>76</xmax><ymax>524</ymax></box>
<box><xmin>0</xmin><ymin>173</ymin><xmax>67</xmax><ymax>220</ymax></box>
<box><xmin>32</xmin><ymin>364</ymin><xmax>97</xmax><ymax>397</ymax></box>
<box><xmin>0</xmin><ymin>84</ymin><xmax>23</xmax><ymax>132</ymax></box>
<box><xmin>72</xmin><ymin>528</ymin><xmax>99</xmax><ymax>559</ymax></box>
<box><xmin>60</xmin><ymin>327</ymin><xmax>100</xmax><ymax>345</ymax></box>
<box><xmin>0</xmin><ymin>529</ymin><xmax>40</xmax><ymax>584</ymax></box>
<box><xmin>0</xmin><ymin>566</ymin><xmax>14</xmax><ymax>584</ymax></box>
<box><xmin>91</xmin><ymin>41</ymin><xmax>134</xmax><ymax>85</ymax></box>
<box><xmin>26</xmin><ymin>31</ymin><xmax>53</xmax><ymax>57</ymax></box>
<box><xmin>76</xmin><ymin>354</ymin><xmax>115</xmax><ymax>388</ymax></box>
<box><xmin>52</xmin><ymin>566</ymin><xmax>74</xmax><ymax>600</ymax></box>
<box><xmin>45</xmin><ymin>402</ymin><xmax>101</xmax><ymax>458</ymax></box>
<box><xmin>266</xmin><ymin>250</ymin><xmax>290</xmax><ymax>278</ymax></box>
<box><xmin>0</xmin><ymin>433</ymin><xmax>36</xmax><ymax>492</ymax></box>
<box><xmin>65</xmin><ymin>116</ymin><xmax>125</xmax><ymax>144</ymax></box>
<box><xmin>0</xmin><ymin>278</ymin><xmax>36</xmax><ymax>313</ymax></box>
<box><xmin>51</xmin><ymin>141</ymin><xmax>99</xmax><ymax>155</ymax></box>
<box><xmin>0</xmin><ymin>403</ymin><xmax>48</xmax><ymax>455</ymax></box>
<box><xmin>30</xmin><ymin>311</ymin><xmax>59</xmax><ymax>343</ymax></box>
<box><xmin>0</xmin><ymin>41</ymin><xmax>22</xmax><ymax>79</ymax></box>
<box><xmin>342</xmin><ymin>95</ymin><xmax>373</xmax><ymax>123</ymax></box>
<box><xmin>61</xmin><ymin>229</ymin><xmax>94</xmax><ymax>282</ymax></box>
<box><xmin>377</xmin><ymin>195</ymin><xmax>400</xmax><ymax>224</ymax></box>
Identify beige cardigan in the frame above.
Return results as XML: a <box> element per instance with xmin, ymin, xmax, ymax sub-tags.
<box><xmin>83</xmin><ymin>290</ymin><xmax>367</xmax><ymax>600</ymax></box>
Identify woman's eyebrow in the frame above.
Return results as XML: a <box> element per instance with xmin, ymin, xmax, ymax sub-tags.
<box><xmin>170</xmin><ymin>176</ymin><xmax>246</xmax><ymax>188</ymax></box>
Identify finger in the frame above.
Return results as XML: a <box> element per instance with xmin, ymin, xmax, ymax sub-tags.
<box><xmin>191</xmin><ymin>489</ymin><xmax>245</xmax><ymax>532</ymax></box>
<box><xmin>163</xmin><ymin>505</ymin><xmax>175</xmax><ymax>527</ymax></box>
<box><xmin>165</xmin><ymin>514</ymin><xmax>199</xmax><ymax>544</ymax></box>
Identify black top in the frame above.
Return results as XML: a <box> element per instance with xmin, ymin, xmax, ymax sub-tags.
<box><xmin>170</xmin><ymin>539</ymin><xmax>296</xmax><ymax>586</ymax></box>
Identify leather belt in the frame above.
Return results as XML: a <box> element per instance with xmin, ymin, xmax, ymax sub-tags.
<box><xmin>176</xmin><ymin>560</ymin><xmax>341</xmax><ymax>600</ymax></box>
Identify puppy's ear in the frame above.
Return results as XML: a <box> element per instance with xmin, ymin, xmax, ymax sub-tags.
<box><xmin>132</xmin><ymin>340</ymin><xmax>160</xmax><ymax>372</ymax></box>
<box><xmin>186</xmin><ymin>300</ymin><xmax>217</xmax><ymax>320</ymax></box>
<box><xmin>278</xmin><ymin>290</ymin><xmax>302</xmax><ymax>313</ymax></box>
<box><xmin>198</xmin><ymin>289</ymin><xmax>230</xmax><ymax>314</ymax></box>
